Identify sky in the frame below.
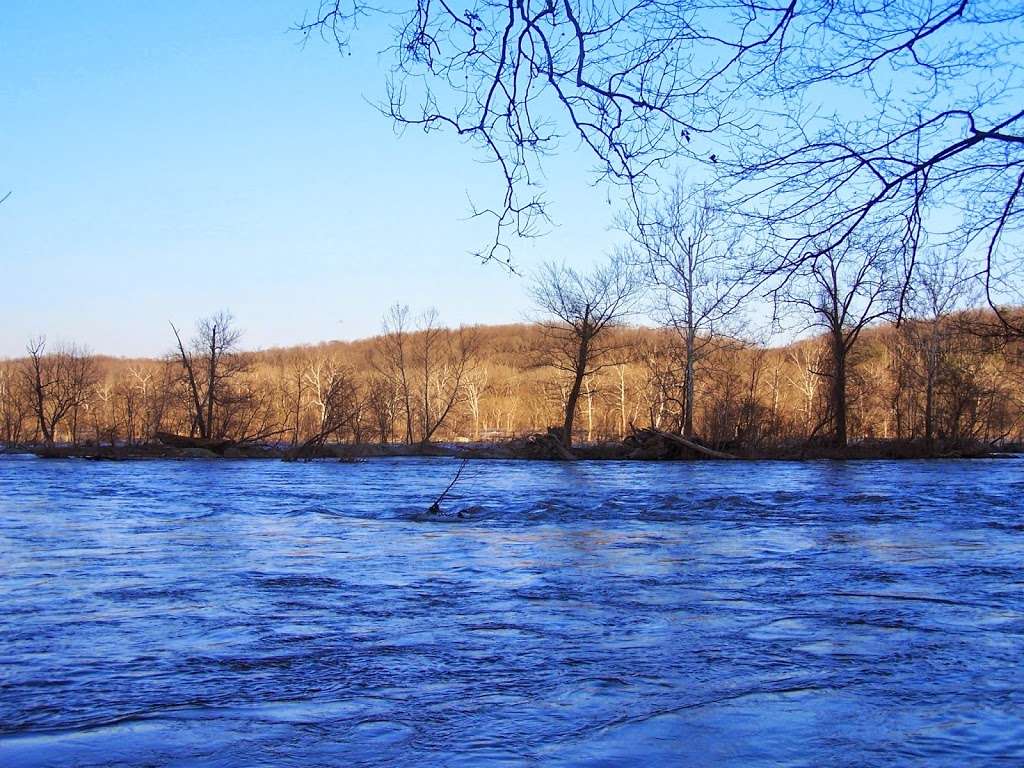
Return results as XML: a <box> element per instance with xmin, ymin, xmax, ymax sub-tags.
<box><xmin>0</xmin><ymin>2</ymin><xmax>619</xmax><ymax>358</ymax></box>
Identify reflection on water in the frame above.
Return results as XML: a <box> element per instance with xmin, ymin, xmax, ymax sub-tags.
<box><xmin>1</xmin><ymin>455</ymin><xmax>1022</xmax><ymax>766</ymax></box>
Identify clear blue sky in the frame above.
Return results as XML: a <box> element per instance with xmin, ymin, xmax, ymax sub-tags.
<box><xmin>0</xmin><ymin>2</ymin><xmax>617</xmax><ymax>358</ymax></box>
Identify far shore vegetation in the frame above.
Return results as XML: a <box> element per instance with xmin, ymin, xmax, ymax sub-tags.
<box><xmin>2</xmin><ymin>290</ymin><xmax>1022</xmax><ymax>462</ymax></box>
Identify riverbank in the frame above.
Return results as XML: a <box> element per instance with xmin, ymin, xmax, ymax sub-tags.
<box><xmin>2</xmin><ymin>435</ymin><xmax>1015</xmax><ymax>462</ymax></box>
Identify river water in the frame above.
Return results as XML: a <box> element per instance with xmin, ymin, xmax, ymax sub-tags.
<box><xmin>0</xmin><ymin>455</ymin><xmax>1022</xmax><ymax>766</ymax></box>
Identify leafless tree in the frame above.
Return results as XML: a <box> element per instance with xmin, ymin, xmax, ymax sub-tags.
<box><xmin>786</xmin><ymin>342</ymin><xmax>826</xmax><ymax>437</ymax></box>
<box><xmin>782</xmin><ymin>238</ymin><xmax>897</xmax><ymax>446</ymax></box>
<box><xmin>115</xmin><ymin>374</ymin><xmax>141</xmax><ymax>445</ymax></box>
<box><xmin>902</xmin><ymin>251</ymin><xmax>975</xmax><ymax>443</ymax></box>
<box><xmin>375</xmin><ymin>304</ymin><xmax>415</xmax><ymax>443</ymax></box>
<box><xmin>375</xmin><ymin>306</ymin><xmax>479</xmax><ymax>443</ymax></box>
<box><xmin>530</xmin><ymin>255</ymin><xmax>638</xmax><ymax>447</ymax></box>
<box><xmin>20</xmin><ymin>337</ymin><xmax>99</xmax><ymax>445</ymax></box>
<box><xmin>463</xmin><ymin>367</ymin><xmax>489</xmax><ymax>441</ymax></box>
<box><xmin>413</xmin><ymin>310</ymin><xmax>480</xmax><ymax>443</ymax></box>
<box><xmin>625</xmin><ymin>177</ymin><xmax>748</xmax><ymax>437</ymax></box>
<box><xmin>365</xmin><ymin>374</ymin><xmax>399</xmax><ymax>444</ymax></box>
<box><xmin>288</xmin><ymin>357</ymin><xmax>362</xmax><ymax>458</ymax></box>
<box><xmin>170</xmin><ymin>312</ymin><xmax>246</xmax><ymax>440</ymax></box>
<box><xmin>0</xmin><ymin>362</ymin><xmax>31</xmax><ymax>445</ymax></box>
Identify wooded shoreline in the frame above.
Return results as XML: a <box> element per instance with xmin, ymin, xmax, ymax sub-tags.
<box><xmin>4</xmin><ymin>433</ymin><xmax>1014</xmax><ymax>463</ymax></box>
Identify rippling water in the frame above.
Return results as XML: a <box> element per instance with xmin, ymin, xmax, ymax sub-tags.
<box><xmin>1</xmin><ymin>455</ymin><xmax>1022</xmax><ymax>766</ymax></box>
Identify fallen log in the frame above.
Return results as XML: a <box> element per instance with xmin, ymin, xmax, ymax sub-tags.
<box><xmin>624</xmin><ymin>427</ymin><xmax>736</xmax><ymax>460</ymax></box>
<box><xmin>651</xmin><ymin>429</ymin><xmax>736</xmax><ymax>459</ymax></box>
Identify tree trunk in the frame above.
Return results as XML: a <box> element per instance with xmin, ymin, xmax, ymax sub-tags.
<box><xmin>683</xmin><ymin>329</ymin><xmax>695</xmax><ymax>438</ymax></box>
<box><xmin>204</xmin><ymin>325</ymin><xmax>217</xmax><ymax>440</ymax></box>
<box><xmin>924</xmin><ymin>369</ymin><xmax>935</xmax><ymax>444</ymax></box>
<box><xmin>831</xmin><ymin>336</ymin><xmax>848</xmax><ymax>448</ymax></box>
<box><xmin>561</xmin><ymin>333</ymin><xmax>590</xmax><ymax>447</ymax></box>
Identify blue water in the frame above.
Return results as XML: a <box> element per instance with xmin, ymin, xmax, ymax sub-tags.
<box><xmin>1</xmin><ymin>455</ymin><xmax>1022</xmax><ymax>766</ymax></box>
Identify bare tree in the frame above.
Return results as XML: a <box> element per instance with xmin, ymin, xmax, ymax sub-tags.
<box><xmin>786</xmin><ymin>342</ymin><xmax>826</xmax><ymax>438</ymax></box>
<box><xmin>903</xmin><ymin>251</ymin><xmax>975</xmax><ymax>443</ymax></box>
<box><xmin>626</xmin><ymin>178</ymin><xmax>748</xmax><ymax>437</ymax></box>
<box><xmin>0</xmin><ymin>362</ymin><xmax>31</xmax><ymax>445</ymax></box>
<box><xmin>170</xmin><ymin>312</ymin><xmax>246</xmax><ymax>440</ymax></box>
<box><xmin>463</xmin><ymin>367</ymin><xmax>489</xmax><ymax>441</ymax></box>
<box><xmin>782</xmin><ymin>238</ymin><xmax>896</xmax><ymax>446</ymax></box>
<box><xmin>375</xmin><ymin>304</ymin><xmax>415</xmax><ymax>444</ymax></box>
<box><xmin>412</xmin><ymin>310</ymin><xmax>480</xmax><ymax>443</ymax></box>
<box><xmin>530</xmin><ymin>255</ymin><xmax>638</xmax><ymax>447</ymax></box>
<box><xmin>115</xmin><ymin>373</ymin><xmax>141</xmax><ymax>445</ymax></box>
<box><xmin>365</xmin><ymin>374</ymin><xmax>398</xmax><ymax>444</ymax></box>
<box><xmin>287</xmin><ymin>357</ymin><xmax>362</xmax><ymax>458</ymax></box>
<box><xmin>374</xmin><ymin>306</ymin><xmax>479</xmax><ymax>444</ymax></box>
<box><xmin>20</xmin><ymin>337</ymin><xmax>99</xmax><ymax>445</ymax></box>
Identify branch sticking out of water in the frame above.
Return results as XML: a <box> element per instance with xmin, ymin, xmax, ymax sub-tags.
<box><xmin>428</xmin><ymin>458</ymin><xmax>469</xmax><ymax>515</ymax></box>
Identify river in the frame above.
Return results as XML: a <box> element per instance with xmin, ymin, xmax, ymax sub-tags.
<box><xmin>1</xmin><ymin>455</ymin><xmax>1022</xmax><ymax>766</ymax></box>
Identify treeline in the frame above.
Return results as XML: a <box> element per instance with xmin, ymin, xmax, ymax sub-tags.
<box><xmin>1</xmin><ymin>308</ymin><xmax>1020</xmax><ymax>452</ymax></box>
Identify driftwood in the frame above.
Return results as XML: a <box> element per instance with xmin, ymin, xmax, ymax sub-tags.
<box><xmin>624</xmin><ymin>427</ymin><xmax>736</xmax><ymax>460</ymax></box>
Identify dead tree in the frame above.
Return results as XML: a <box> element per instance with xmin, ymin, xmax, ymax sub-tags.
<box><xmin>530</xmin><ymin>255</ymin><xmax>638</xmax><ymax>448</ymax></box>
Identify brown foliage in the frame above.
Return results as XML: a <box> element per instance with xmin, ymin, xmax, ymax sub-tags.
<box><xmin>1</xmin><ymin>314</ymin><xmax>1021</xmax><ymax>449</ymax></box>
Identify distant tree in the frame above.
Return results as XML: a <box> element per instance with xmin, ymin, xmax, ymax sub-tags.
<box><xmin>375</xmin><ymin>304</ymin><xmax>415</xmax><ymax>443</ymax></box>
<box><xmin>0</xmin><ymin>362</ymin><xmax>31</xmax><ymax>444</ymax></box>
<box><xmin>374</xmin><ymin>306</ymin><xmax>479</xmax><ymax>443</ymax></box>
<box><xmin>637</xmin><ymin>337</ymin><xmax>680</xmax><ymax>431</ymax></box>
<box><xmin>278</xmin><ymin>355</ymin><xmax>307</xmax><ymax>447</ymax></box>
<box><xmin>170</xmin><ymin>311</ymin><xmax>245</xmax><ymax>440</ymax></box>
<box><xmin>21</xmin><ymin>337</ymin><xmax>99</xmax><ymax>445</ymax></box>
<box><xmin>905</xmin><ymin>251</ymin><xmax>974</xmax><ymax>443</ymax></box>
<box><xmin>786</xmin><ymin>342</ymin><xmax>827</xmax><ymax>438</ymax></box>
<box><xmin>463</xmin><ymin>367</ymin><xmax>489</xmax><ymax>441</ymax></box>
<box><xmin>625</xmin><ymin>178</ymin><xmax>748</xmax><ymax>437</ymax></box>
<box><xmin>115</xmin><ymin>372</ymin><xmax>141</xmax><ymax>445</ymax></box>
<box><xmin>781</xmin><ymin>238</ymin><xmax>897</xmax><ymax>446</ymax></box>
<box><xmin>412</xmin><ymin>310</ymin><xmax>480</xmax><ymax>443</ymax></box>
<box><xmin>365</xmin><ymin>374</ymin><xmax>399</xmax><ymax>444</ymax></box>
<box><xmin>530</xmin><ymin>255</ymin><xmax>638</xmax><ymax>447</ymax></box>
<box><xmin>288</xmin><ymin>357</ymin><xmax>361</xmax><ymax>458</ymax></box>
<box><xmin>90</xmin><ymin>379</ymin><xmax>117</xmax><ymax>445</ymax></box>
<box><xmin>133</xmin><ymin>360</ymin><xmax>176</xmax><ymax>440</ymax></box>
<box><xmin>612</xmin><ymin>362</ymin><xmax>641</xmax><ymax>440</ymax></box>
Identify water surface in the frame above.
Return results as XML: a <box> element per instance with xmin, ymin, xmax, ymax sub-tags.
<box><xmin>1</xmin><ymin>456</ymin><xmax>1022</xmax><ymax>766</ymax></box>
